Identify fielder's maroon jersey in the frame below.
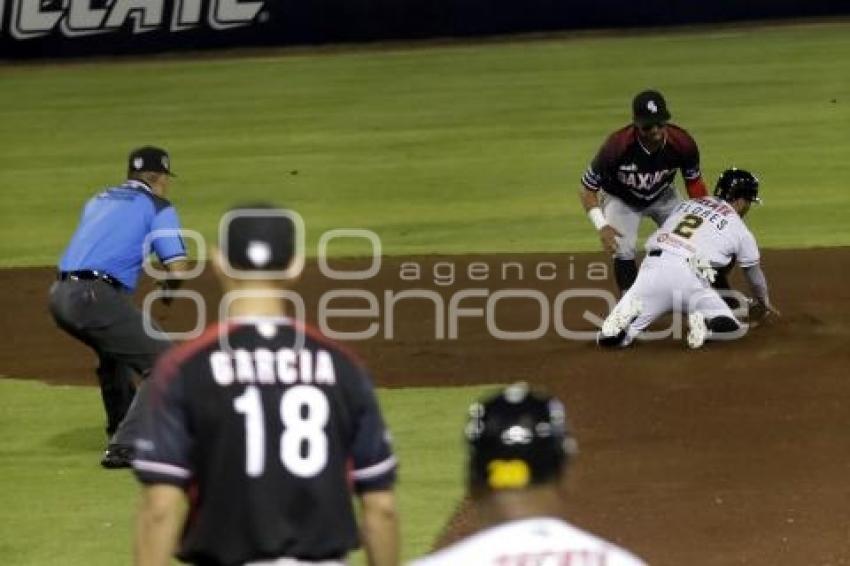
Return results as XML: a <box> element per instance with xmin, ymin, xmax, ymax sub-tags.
<box><xmin>133</xmin><ymin>316</ymin><xmax>397</xmax><ymax>566</ymax></box>
<box><xmin>581</xmin><ymin>124</ymin><xmax>702</xmax><ymax>209</ymax></box>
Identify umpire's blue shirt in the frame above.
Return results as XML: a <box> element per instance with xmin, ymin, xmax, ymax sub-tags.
<box><xmin>59</xmin><ymin>180</ymin><xmax>187</xmax><ymax>292</ymax></box>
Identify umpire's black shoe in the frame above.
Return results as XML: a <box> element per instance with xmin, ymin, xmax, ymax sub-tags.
<box><xmin>101</xmin><ymin>444</ymin><xmax>134</xmax><ymax>469</ymax></box>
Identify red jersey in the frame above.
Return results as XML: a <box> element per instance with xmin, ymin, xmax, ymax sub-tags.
<box><xmin>581</xmin><ymin>123</ymin><xmax>702</xmax><ymax>208</ymax></box>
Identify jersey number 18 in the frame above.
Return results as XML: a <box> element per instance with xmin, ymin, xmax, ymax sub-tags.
<box><xmin>233</xmin><ymin>385</ymin><xmax>329</xmax><ymax>478</ymax></box>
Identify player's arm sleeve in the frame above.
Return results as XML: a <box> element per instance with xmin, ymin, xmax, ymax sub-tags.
<box><xmin>133</xmin><ymin>357</ymin><xmax>194</xmax><ymax>488</ymax></box>
<box><xmin>742</xmin><ymin>264</ymin><xmax>770</xmax><ymax>304</ymax></box>
<box><xmin>581</xmin><ymin>162</ymin><xmax>603</xmax><ymax>192</ymax></box>
<box><xmin>612</xmin><ymin>554</ymin><xmax>649</xmax><ymax>566</ymax></box>
<box><xmin>737</xmin><ymin>230</ymin><xmax>770</xmax><ymax>303</ymax></box>
<box><xmin>680</xmin><ymin>132</ymin><xmax>707</xmax><ymax>197</ymax></box>
<box><xmin>605</xmin><ymin>544</ymin><xmax>649</xmax><ymax>566</ymax></box>
<box><xmin>736</xmin><ymin>229</ymin><xmax>761</xmax><ymax>268</ymax></box>
<box><xmin>150</xmin><ymin>206</ymin><xmax>188</xmax><ymax>265</ymax></box>
<box><xmin>349</xmin><ymin>370</ymin><xmax>397</xmax><ymax>493</ymax></box>
<box><xmin>685</xmin><ymin>177</ymin><xmax>708</xmax><ymax>198</ymax></box>
<box><xmin>581</xmin><ymin>136</ymin><xmax>618</xmax><ymax>192</ymax></box>
<box><xmin>81</xmin><ymin>199</ymin><xmax>94</xmax><ymax>221</ymax></box>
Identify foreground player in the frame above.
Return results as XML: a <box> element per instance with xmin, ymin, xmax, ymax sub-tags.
<box><xmin>412</xmin><ymin>383</ymin><xmax>646</xmax><ymax>566</ymax></box>
<box><xmin>579</xmin><ymin>90</ymin><xmax>708</xmax><ymax>293</ymax></box>
<box><xmin>133</xmin><ymin>205</ymin><xmax>399</xmax><ymax>566</ymax></box>
<box><xmin>597</xmin><ymin>168</ymin><xmax>779</xmax><ymax>349</ymax></box>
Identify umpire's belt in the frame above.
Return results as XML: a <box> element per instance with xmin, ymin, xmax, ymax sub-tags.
<box><xmin>58</xmin><ymin>270</ymin><xmax>124</xmax><ymax>290</ymax></box>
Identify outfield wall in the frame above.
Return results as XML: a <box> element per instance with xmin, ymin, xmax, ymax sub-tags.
<box><xmin>0</xmin><ymin>0</ymin><xmax>847</xmax><ymax>60</ymax></box>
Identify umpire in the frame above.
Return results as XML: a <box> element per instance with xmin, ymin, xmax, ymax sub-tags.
<box><xmin>49</xmin><ymin>146</ymin><xmax>188</xmax><ymax>469</ymax></box>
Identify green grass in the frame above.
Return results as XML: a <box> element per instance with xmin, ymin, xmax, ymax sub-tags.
<box><xmin>0</xmin><ymin>378</ymin><xmax>496</xmax><ymax>565</ymax></box>
<box><xmin>1</xmin><ymin>22</ymin><xmax>849</xmax><ymax>266</ymax></box>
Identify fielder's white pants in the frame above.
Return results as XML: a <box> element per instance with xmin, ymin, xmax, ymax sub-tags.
<box><xmin>601</xmin><ymin>188</ymin><xmax>681</xmax><ymax>260</ymax></box>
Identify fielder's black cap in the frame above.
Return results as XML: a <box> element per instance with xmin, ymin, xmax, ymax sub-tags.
<box><xmin>466</xmin><ymin>383</ymin><xmax>577</xmax><ymax>491</ymax></box>
<box><xmin>128</xmin><ymin>146</ymin><xmax>176</xmax><ymax>177</ymax></box>
<box><xmin>632</xmin><ymin>89</ymin><xmax>671</xmax><ymax>126</ymax></box>
<box><xmin>224</xmin><ymin>203</ymin><xmax>296</xmax><ymax>271</ymax></box>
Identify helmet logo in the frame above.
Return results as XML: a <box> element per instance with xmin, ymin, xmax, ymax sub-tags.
<box><xmin>647</xmin><ymin>100</ymin><xmax>658</xmax><ymax>114</ymax></box>
<box><xmin>133</xmin><ymin>157</ymin><xmax>144</xmax><ymax>170</ymax></box>
<box><xmin>504</xmin><ymin>382</ymin><xmax>529</xmax><ymax>403</ymax></box>
<box><xmin>501</xmin><ymin>425</ymin><xmax>533</xmax><ymax>445</ymax></box>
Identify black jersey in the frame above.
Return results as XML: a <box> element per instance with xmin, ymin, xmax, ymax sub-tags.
<box><xmin>133</xmin><ymin>316</ymin><xmax>397</xmax><ymax>566</ymax></box>
<box><xmin>581</xmin><ymin>124</ymin><xmax>702</xmax><ymax>209</ymax></box>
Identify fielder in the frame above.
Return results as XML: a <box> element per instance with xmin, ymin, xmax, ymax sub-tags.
<box><xmin>579</xmin><ymin>89</ymin><xmax>708</xmax><ymax>293</ymax></box>
<box><xmin>412</xmin><ymin>383</ymin><xmax>647</xmax><ymax>566</ymax></box>
<box><xmin>597</xmin><ymin>168</ymin><xmax>779</xmax><ymax>349</ymax></box>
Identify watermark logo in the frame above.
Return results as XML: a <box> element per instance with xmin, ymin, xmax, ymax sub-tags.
<box><xmin>141</xmin><ymin>209</ymin><xmax>753</xmax><ymax>347</ymax></box>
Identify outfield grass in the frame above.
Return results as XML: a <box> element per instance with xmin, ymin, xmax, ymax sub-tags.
<box><xmin>1</xmin><ymin>22</ymin><xmax>849</xmax><ymax>266</ymax></box>
<box><xmin>0</xmin><ymin>378</ymin><xmax>496</xmax><ymax>564</ymax></box>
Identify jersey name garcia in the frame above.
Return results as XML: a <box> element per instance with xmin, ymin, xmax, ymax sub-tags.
<box><xmin>648</xmin><ymin>196</ymin><xmax>760</xmax><ymax>267</ymax></box>
<box><xmin>581</xmin><ymin>124</ymin><xmax>701</xmax><ymax>208</ymax></box>
<box><xmin>134</xmin><ymin>318</ymin><xmax>396</xmax><ymax>565</ymax></box>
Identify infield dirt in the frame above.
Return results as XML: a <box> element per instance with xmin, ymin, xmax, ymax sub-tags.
<box><xmin>2</xmin><ymin>248</ymin><xmax>848</xmax><ymax>565</ymax></box>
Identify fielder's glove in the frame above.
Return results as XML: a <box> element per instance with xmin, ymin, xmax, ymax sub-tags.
<box><xmin>748</xmin><ymin>298</ymin><xmax>781</xmax><ymax>326</ymax></box>
<box><xmin>687</xmin><ymin>256</ymin><xmax>717</xmax><ymax>283</ymax></box>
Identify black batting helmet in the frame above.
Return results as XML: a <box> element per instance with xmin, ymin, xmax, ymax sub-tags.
<box><xmin>466</xmin><ymin>383</ymin><xmax>577</xmax><ymax>491</ymax></box>
<box><xmin>714</xmin><ymin>168</ymin><xmax>761</xmax><ymax>203</ymax></box>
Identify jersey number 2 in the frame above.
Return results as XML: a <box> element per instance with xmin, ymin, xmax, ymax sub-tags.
<box><xmin>672</xmin><ymin>214</ymin><xmax>704</xmax><ymax>238</ymax></box>
<box><xmin>234</xmin><ymin>385</ymin><xmax>329</xmax><ymax>478</ymax></box>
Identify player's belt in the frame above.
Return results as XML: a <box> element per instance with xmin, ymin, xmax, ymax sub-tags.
<box><xmin>58</xmin><ymin>270</ymin><xmax>124</xmax><ymax>290</ymax></box>
<box><xmin>243</xmin><ymin>557</ymin><xmax>347</xmax><ymax>565</ymax></box>
<box><xmin>647</xmin><ymin>249</ymin><xmax>663</xmax><ymax>257</ymax></box>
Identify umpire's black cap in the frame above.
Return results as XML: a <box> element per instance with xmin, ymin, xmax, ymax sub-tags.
<box><xmin>222</xmin><ymin>203</ymin><xmax>297</xmax><ymax>271</ymax></box>
<box><xmin>466</xmin><ymin>383</ymin><xmax>577</xmax><ymax>491</ymax></box>
<box><xmin>632</xmin><ymin>89</ymin><xmax>671</xmax><ymax>126</ymax></box>
<box><xmin>128</xmin><ymin>146</ymin><xmax>176</xmax><ymax>177</ymax></box>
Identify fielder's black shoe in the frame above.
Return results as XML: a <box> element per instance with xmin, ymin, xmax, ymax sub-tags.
<box><xmin>101</xmin><ymin>444</ymin><xmax>134</xmax><ymax>469</ymax></box>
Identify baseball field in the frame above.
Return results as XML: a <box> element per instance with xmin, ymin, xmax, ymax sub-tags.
<box><xmin>1</xmin><ymin>20</ymin><xmax>849</xmax><ymax>565</ymax></box>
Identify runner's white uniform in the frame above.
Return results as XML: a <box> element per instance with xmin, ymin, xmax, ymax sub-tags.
<box><xmin>618</xmin><ymin>196</ymin><xmax>759</xmax><ymax>345</ymax></box>
<box><xmin>410</xmin><ymin>517</ymin><xmax>647</xmax><ymax>566</ymax></box>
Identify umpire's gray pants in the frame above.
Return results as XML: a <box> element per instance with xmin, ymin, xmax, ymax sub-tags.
<box><xmin>48</xmin><ymin>279</ymin><xmax>170</xmax><ymax>446</ymax></box>
<box><xmin>601</xmin><ymin>188</ymin><xmax>681</xmax><ymax>260</ymax></box>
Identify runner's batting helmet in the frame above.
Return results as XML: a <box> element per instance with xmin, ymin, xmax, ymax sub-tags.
<box><xmin>715</xmin><ymin>168</ymin><xmax>761</xmax><ymax>203</ymax></box>
<box><xmin>466</xmin><ymin>383</ymin><xmax>577</xmax><ymax>490</ymax></box>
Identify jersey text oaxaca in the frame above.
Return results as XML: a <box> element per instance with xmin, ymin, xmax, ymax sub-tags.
<box><xmin>581</xmin><ymin>124</ymin><xmax>701</xmax><ymax>208</ymax></box>
<box><xmin>133</xmin><ymin>317</ymin><xmax>397</xmax><ymax>565</ymax></box>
